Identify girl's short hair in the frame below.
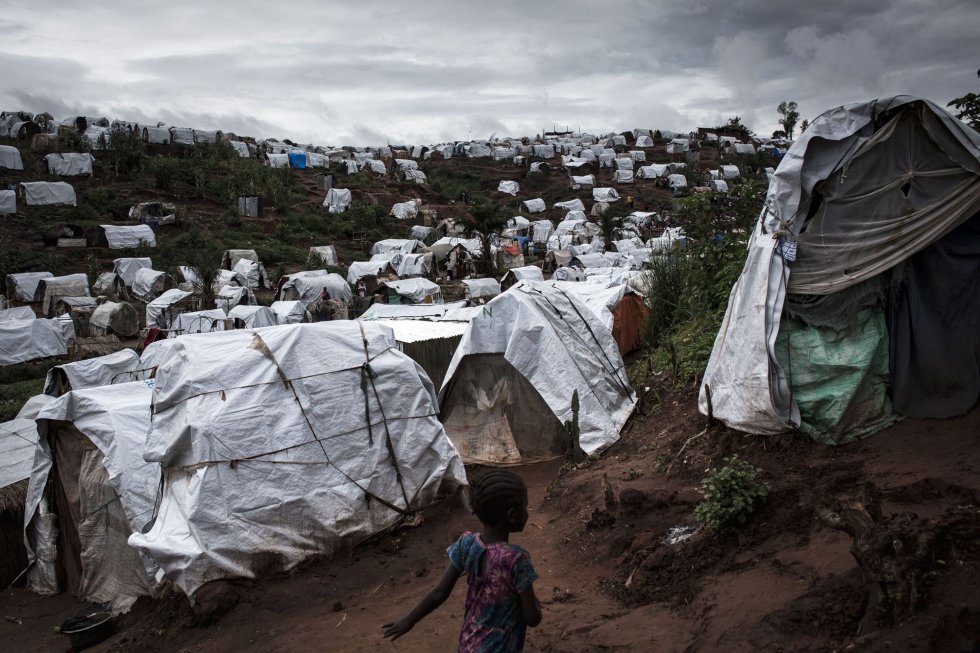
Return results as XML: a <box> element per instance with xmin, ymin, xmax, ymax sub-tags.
<box><xmin>469</xmin><ymin>470</ymin><xmax>527</xmax><ymax>525</ymax></box>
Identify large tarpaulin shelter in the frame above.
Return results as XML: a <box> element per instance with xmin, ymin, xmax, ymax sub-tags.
<box><xmin>0</xmin><ymin>307</ymin><xmax>68</xmax><ymax>365</ymax></box>
<box><xmin>89</xmin><ymin>301</ymin><xmax>139</xmax><ymax>337</ymax></box>
<box><xmin>0</xmin><ymin>144</ymin><xmax>24</xmax><ymax>170</ymax></box>
<box><xmin>6</xmin><ymin>272</ymin><xmax>53</xmax><ymax>302</ymax></box>
<box><xmin>228</xmin><ymin>305</ymin><xmax>277</xmax><ymax>328</ymax></box>
<box><xmin>43</xmin><ymin>349</ymin><xmax>141</xmax><ymax>397</ymax></box>
<box><xmin>22</xmin><ymin>182</ymin><xmax>76</xmax><ymax>206</ymax></box>
<box><xmin>36</xmin><ymin>274</ymin><xmax>90</xmax><ymax>318</ymax></box>
<box><xmin>275</xmin><ymin>270</ymin><xmax>352</xmax><ymax>307</ymax></box>
<box><xmin>323</xmin><ymin>188</ymin><xmax>352</xmax><ymax>213</ymax></box>
<box><xmin>700</xmin><ymin>96</ymin><xmax>980</xmax><ymax>443</ymax></box>
<box><xmin>0</xmin><ymin>189</ymin><xmax>15</xmax><ymax>215</ymax></box>
<box><xmin>101</xmin><ymin>225</ymin><xmax>156</xmax><ymax>249</ymax></box>
<box><xmin>146</xmin><ymin>289</ymin><xmax>193</xmax><ymax>328</ymax></box>
<box><xmin>269</xmin><ymin>300</ymin><xmax>310</xmax><ymax>324</ymax></box>
<box><xmin>25</xmin><ymin>382</ymin><xmax>160</xmax><ymax>612</ymax></box>
<box><xmin>44</xmin><ymin>153</ymin><xmax>94</xmax><ymax>176</ymax></box>
<box><xmin>379</xmin><ymin>278</ymin><xmax>443</xmax><ymax>304</ymax></box>
<box><xmin>439</xmin><ymin>281</ymin><xmax>636</xmax><ymax>464</ymax></box>
<box><xmin>113</xmin><ymin>257</ymin><xmax>152</xmax><ymax>287</ymax></box>
<box><xmin>125</xmin><ymin>323</ymin><xmax>466</xmax><ymax>596</ymax></box>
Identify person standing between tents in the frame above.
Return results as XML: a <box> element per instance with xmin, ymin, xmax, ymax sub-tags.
<box><xmin>382</xmin><ymin>470</ymin><xmax>542</xmax><ymax>652</ymax></box>
<box><xmin>626</xmin><ymin>194</ymin><xmax>634</xmax><ymax>209</ymax></box>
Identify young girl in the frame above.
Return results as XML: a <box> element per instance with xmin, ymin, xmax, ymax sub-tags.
<box><xmin>382</xmin><ymin>470</ymin><xmax>542</xmax><ymax>652</ymax></box>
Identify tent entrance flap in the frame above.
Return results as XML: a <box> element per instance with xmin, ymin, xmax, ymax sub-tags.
<box><xmin>441</xmin><ymin>354</ymin><xmax>567</xmax><ymax>465</ymax></box>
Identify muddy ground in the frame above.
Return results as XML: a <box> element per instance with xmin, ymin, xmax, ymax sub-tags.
<box><xmin>2</xmin><ymin>391</ymin><xmax>979</xmax><ymax>652</ymax></box>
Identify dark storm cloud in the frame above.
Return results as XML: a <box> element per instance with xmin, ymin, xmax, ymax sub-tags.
<box><xmin>0</xmin><ymin>0</ymin><xmax>976</xmax><ymax>144</ymax></box>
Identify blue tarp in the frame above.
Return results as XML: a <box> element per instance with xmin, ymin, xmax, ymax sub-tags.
<box><xmin>288</xmin><ymin>152</ymin><xmax>308</xmax><ymax>169</ymax></box>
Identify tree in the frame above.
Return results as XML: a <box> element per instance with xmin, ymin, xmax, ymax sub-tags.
<box><xmin>458</xmin><ymin>202</ymin><xmax>511</xmax><ymax>275</ymax></box>
<box><xmin>777</xmin><ymin>101</ymin><xmax>800</xmax><ymax>140</ymax></box>
<box><xmin>799</xmin><ymin>119</ymin><xmax>810</xmax><ymax>134</ymax></box>
<box><xmin>771</xmin><ymin>129</ymin><xmax>787</xmax><ymax>139</ymax></box>
<box><xmin>948</xmin><ymin>74</ymin><xmax>980</xmax><ymax>129</ymax></box>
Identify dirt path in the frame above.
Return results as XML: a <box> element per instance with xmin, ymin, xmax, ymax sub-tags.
<box><xmin>2</xmin><ymin>400</ymin><xmax>979</xmax><ymax>652</ymax></box>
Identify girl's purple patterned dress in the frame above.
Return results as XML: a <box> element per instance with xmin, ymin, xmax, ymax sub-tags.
<box><xmin>448</xmin><ymin>532</ymin><xmax>538</xmax><ymax>653</ymax></box>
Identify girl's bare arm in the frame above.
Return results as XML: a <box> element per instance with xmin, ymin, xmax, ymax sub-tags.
<box><xmin>381</xmin><ymin>563</ymin><xmax>461</xmax><ymax>641</ymax></box>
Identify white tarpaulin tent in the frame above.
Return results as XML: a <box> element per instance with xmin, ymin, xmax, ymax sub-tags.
<box><xmin>323</xmin><ymin>188</ymin><xmax>352</xmax><ymax>213</ymax></box>
<box><xmin>102</xmin><ymin>225</ymin><xmax>156</xmax><ymax>249</ymax></box>
<box><xmin>721</xmin><ymin>165</ymin><xmax>740</xmax><ymax>180</ymax></box>
<box><xmin>521</xmin><ymin>198</ymin><xmax>546</xmax><ymax>213</ymax></box>
<box><xmin>390</xmin><ymin>200</ymin><xmax>420</xmax><ymax>221</ymax></box>
<box><xmin>531</xmin><ymin>220</ymin><xmax>554</xmax><ymax>243</ymax></box>
<box><xmin>347</xmin><ymin>261</ymin><xmax>393</xmax><ymax>284</ymax></box>
<box><xmin>396</xmin><ymin>253</ymin><xmax>433</xmax><ymax>278</ymax></box>
<box><xmin>131</xmin><ymin>268</ymin><xmax>169</xmax><ymax>301</ymax></box>
<box><xmin>462</xmin><ymin>278</ymin><xmax>501</xmax><ymax>299</ymax></box>
<box><xmin>228</xmin><ymin>305</ymin><xmax>278</xmax><ymax>328</ymax></box>
<box><xmin>126</xmin><ymin>322</ymin><xmax>466</xmax><ymax>596</ymax></box>
<box><xmin>308</xmin><ymin>245</ymin><xmax>339</xmax><ymax>267</ymax></box>
<box><xmin>380</xmin><ymin>278</ymin><xmax>443</xmax><ymax>304</ymax></box>
<box><xmin>371</xmin><ymin>239</ymin><xmax>419</xmax><ymax>256</ymax></box>
<box><xmin>554</xmin><ymin>199</ymin><xmax>585</xmax><ymax>212</ymax></box>
<box><xmin>0</xmin><ymin>189</ymin><xmax>15</xmax><ymax>215</ymax></box>
<box><xmin>25</xmin><ymin>382</ymin><xmax>161</xmax><ymax>612</ymax></box>
<box><xmin>113</xmin><ymin>257</ymin><xmax>152</xmax><ymax>287</ymax></box>
<box><xmin>44</xmin><ymin>153</ymin><xmax>95</xmax><ymax>176</ymax></box>
<box><xmin>269</xmin><ymin>300</ymin><xmax>310</xmax><ymax>324</ymax></box>
<box><xmin>171</xmin><ymin>309</ymin><xmax>227</xmax><ymax>336</ymax></box>
<box><xmin>146</xmin><ymin>289</ymin><xmax>193</xmax><ymax>328</ymax></box>
<box><xmin>22</xmin><ymin>182</ymin><xmax>76</xmax><ymax>206</ymax></box>
<box><xmin>36</xmin><ymin>274</ymin><xmax>90</xmax><ymax>317</ymax></box>
<box><xmin>439</xmin><ymin>281</ymin><xmax>636</xmax><ymax>464</ymax></box>
<box><xmin>0</xmin><ymin>144</ymin><xmax>24</xmax><ymax>170</ymax></box>
<box><xmin>497</xmin><ymin>181</ymin><xmax>520</xmax><ymax>195</ymax></box>
<box><xmin>571</xmin><ymin>175</ymin><xmax>595</xmax><ymax>187</ymax></box>
<box><xmin>700</xmin><ymin>96</ymin><xmax>980</xmax><ymax>441</ymax></box>
<box><xmin>275</xmin><ymin>270</ymin><xmax>352</xmax><ymax>307</ymax></box>
<box><xmin>637</xmin><ymin>164</ymin><xmax>668</xmax><ymax>179</ymax></box>
<box><xmin>43</xmin><ymin>349</ymin><xmax>141</xmax><ymax>396</ymax></box>
<box><xmin>233</xmin><ymin>258</ymin><xmax>271</xmax><ymax>290</ymax></box>
<box><xmin>6</xmin><ymin>271</ymin><xmax>53</xmax><ymax>302</ymax></box>
<box><xmin>593</xmin><ymin>188</ymin><xmax>620</xmax><ymax>202</ymax></box>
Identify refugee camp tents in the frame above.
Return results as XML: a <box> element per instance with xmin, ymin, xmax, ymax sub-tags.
<box><xmin>323</xmin><ymin>188</ymin><xmax>352</xmax><ymax>213</ymax></box>
<box><xmin>0</xmin><ymin>145</ymin><xmax>24</xmax><ymax>170</ymax></box>
<box><xmin>721</xmin><ymin>165</ymin><xmax>741</xmax><ymax>180</ymax></box>
<box><xmin>275</xmin><ymin>271</ymin><xmax>353</xmax><ymax>307</ymax></box>
<box><xmin>308</xmin><ymin>245</ymin><xmax>339</xmax><ymax>267</ymax></box>
<box><xmin>89</xmin><ymin>301</ymin><xmax>139</xmax><ymax>337</ymax></box>
<box><xmin>145</xmin><ymin>289</ymin><xmax>194</xmax><ymax>329</ymax></box>
<box><xmin>215</xmin><ymin>286</ymin><xmax>254</xmax><ymax>313</ymax></box>
<box><xmin>24</xmin><ymin>382</ymin><xmax>160</xmax><ymax>611</ymax></box>
<box><xmin>498</xmin><ymin>181</ymin><xmax>520</xmax><ymax>195</ymax></box>
<box><xmin>347</xmin><ymin>261</ymin><xmax>394</xmax><ymax>284</ymax></box>
<box><xmin>397</xmin><ymin>253</ymin><xmax>434</xmax><ymax>278</ymax></box>
<box><xmin>35</xmin><ymin>274</ymin><xmax>90</xmax><ymax>318</ymax></box>
<box><xmin>92</xmin><ymin>273</ymin><xmax>128</xmax><ymax>302</ymax></box>
<box><xmin>710</xmin><ymin>179</ymin><xmax>730</xmax><ymax>193</ymax></box>
<box><xmin>43</xmin><ymin>349</ymin><xmax>141</xmax><ymax>397</ymax></box>
<box><xmin>571</xmin><ymin>174</ymin><xmax>596</xmax><ymax>187</ymax></box>
<box><xmin>733</xmin><ymin>143</ymin><xmax>757</xmax><ymax>155</ymax></box>
<box><xmin>131</xmin><ymin>268</ymin><xmax>172</xmax><ymax>302</ymax></box>
<box><xmin>635</xmin><ymin>135</ymin><xmax>654</xmax><ymax>147</ymax></box>
<box><xmin>615</xmin><ymin>170</ymin><xmax>635</xmax><ymax>183</ymax></box>
<box><xmin>462</xmin><ymin>278</ymin><xmax>501</xmax><ymax>300</ymax></box>
<box><xmin>170</xmin><ymin>309</ymin><xmax>228</xmax><ymax>336</ymax></box>
<box><xmin>126</xmin><ymin>322</ymin><xmax>466</xmax><ymax>596</ymax></box>
<box><xmin>6</xmin><ymin>272</ymin><xmax>53</xmax><ymax>303</ymax></box>
<box><xmin>439</xmin><ymin>281</ymin><xmax>636</xmax><ymax>464</ymax></box>
<box><xmin>371</xmin><ymin>239</ymin><xmax>419</xmax><ymax>256</ymax></box>
<box><xmin>0</xmin><ymin>189</ymin><xmax>15</xmax><ymax>215</ymax></box>
<box><xmin>593</xmin><ymin>188</ymin><xmax>620</xmax><ymax>202</ymax></box>
<box><xmin>269</xmin><ymin>300</ymin><xmax>310</xmax><ymax>324</ymax></box>
<box><xmin>113</xmin><ymin>257</ymin><xmax>152</xmax><ymax>287</ymax></box>
<box><xmin>1</xmin><ymin>415</ymin><xmax>41</xmax><ymax>586</ymax></box>
<box><xmin>101</xmin><ymin>225</ymin><xmax>156</xmax><ymax>249</ymax></box>
<box><xmin>391</xmin><ymin>200</ymin><xmax>420</xmax><ymax>221</ymax></box>
<box><xmin>637</xmin><ymin>164</ymin><xmax>668</xmax><ymax>179</ymax></box>
<box><xmin>0</xmin><ymin>306</ymin><xmax>68</xmax><ymax>365</ymax></box>
<box><xmin>228</xmin><ymin>305</ymin><xmax>278</xmax><ymax>328</ymax></box>
<box><xmin>22</xmin><ymin>182</ymin><xmax>76</xmax><ymax>206</ymax></box>
<box><xmin>233</xmin><ymin>258</ymin><xmax>271</xmax><ymax>290</ymax></box>
<box><xmin>500</xmin><ymin>265</ymin><xmax>544</xmax><ymax>289</ymax></box>
<box><xmin>531</xmin><ymin>220</ymin><xmax>554</xmax><ymax>244</ymax></box>
<box><xmin>359</xmin><ymin>319</ymin><xmax>469</xmax><ymax>390</ymax></box>
<box><xmin>521</xmin><ymin>198</ymin><xmax>546</xmax><ymax>213</ymax></box>
<box><xmin>378</xmin><ymin>278</ymin><xmax>443</xmax><ymax>304</ymax></box>
<box><xmin>700</xmin><ymin>96</ymin><xmax>980</xmax><ymax>444</ymax></box>
<box><xmin>554</xmin><ymin>199</ymin><xmax>586</xmax><ymax>212</ymax></box>
<box><xmin>44</xmin><ymin>153</ymin><xmax>94</xmax><ymax>176</ymax></box>
<box><xmin>546</xmin><ymin>281</ymin><xmax>649</xmax><ymax>355</ymax></box>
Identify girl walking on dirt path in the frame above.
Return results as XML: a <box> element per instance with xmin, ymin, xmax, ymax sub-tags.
<box><xmin>382</xmin><ymin>470</ymin><xmax>542</xmax><ymax>652</ymax></box>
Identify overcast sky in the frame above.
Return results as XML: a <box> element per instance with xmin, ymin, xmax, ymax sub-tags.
<box><xmin>1</xmin><ymin>0</ymin><xmax>976</xmax><ymax>146</ymax></box>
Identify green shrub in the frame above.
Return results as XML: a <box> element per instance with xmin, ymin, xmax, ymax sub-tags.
<box><xmin>150</xmin><ymin>157</ymin><xmax>181</xmax><ymax>191</ymax></box>
<box><xmin>694</xmin><ymin>455</ymin><xmax>769</xmax><ymax>533</ymax></box>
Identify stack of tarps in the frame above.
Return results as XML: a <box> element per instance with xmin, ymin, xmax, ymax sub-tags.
<box><xmin>43</xmin><ymin>349</ymin><xmax>141</xmax><ymax>397</ymax></box>
<box><xmin>440</xmin><ymin>281</ymin><xmax>636</xmax><ymax>464</ymax></box>
<box><xmin>700</xmin><ymin>96</ymin><xmax>980</xmax><ymax>444</ymax></box>
<box><xmin>269</xmin><ymin>300</ymin><xmax>310</xmax><ymax>324</ymax></box>
<box><xmin>125</xmin><ymin>323</ymin><xmax>466</xmax><ymax>596</ymax></box>
<box><xmin>131</xmin><ymin>268</ymin><xmax>172</xmax><ymax>302</ymax></box>
<box><xmin>146</xmin><ymin>289</ymin><xmax>194</xmax><ymax>329</ymax></box>
<box><xmin>0</xmin><ymin>189</ymin><xmax>15</xmax><ymax>215</ymax></box>
<box><xmin>379</xmin><ymin>278</ymin><xmax>443</xmax><ymax>304</ymax></box>
<box><xmin>391</xmin><ymin>200</ymin><xmax>421</xmax><ymax>221</ymax></box>
<box><xmin>323</xmin><ymin>188</ymin><xmax>352</xmax><ymax>213</ymax></box>
<box><xmin>25</xmin><ymin>381</ymin><xmax>161</xmax><ymax>612</ymax></box>
<box><xmin>308</xmin><ymin>245</ymin><xmax>339</xmax><ymax>267</ymax></box>
<box><xmin>44</xmin><ymin>153</ymin><xmax>94</xmax><ymax>176</ymax></box>
<box><xmin>22</xmin><ymin>182</ymin><xmax>76</xmax><ymax>206</ymax></box>
<box><xmin>113</xmin><ymin>257</ymin><xmax>152</xmax><ymax>288</ymax></box>
<box><xmin>275</xmin><ymin>271</ymin><xmax>353</xmax><ymax>307</ymax></box>
<box><xmin>101</xmin><ymin>224</ymin><xmax>156</xmax><ymax>249</ymax></box>
<box><xmin>6</xmin><ymin>272</ymin><xmax>53</xmax><ymax>303</ymax></box>
<box><xmin>0</xmin><ymin>144</ymin><xmax>24</xmax><ymax>170</ymax></box>
<box><xmin>89</xmin><ymin>301</ymin><xmax>139</xmax><ymax>337</ymax></box>
<box><xmin>228</xmin><ymin>305</ymin><xmax>278</xmax><ymax>328</ymax></box>
<box><xmin>36</xmin><ymin>274</ymin><xmax>90</xmax><ymax>318</ymax></box>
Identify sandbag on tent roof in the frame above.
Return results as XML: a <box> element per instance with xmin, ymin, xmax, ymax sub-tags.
<box><xmin>0</xmin><ymin>144</ymin><xmax>24</xmax><ymax>170</ymax></box>
<box><xmin>275</xmin><ymin>270</ymin><xmax>352</xmax><ymax>307</ymax></box>
<box><xmin>308</xmin><ymin>245</ymin><xmax>339</xmax><ymax>266</ymax></box>
<box><xmin>101</xmin><ymin>224</ymin><xmax>156</xmax><ymax>249</ymax></box>
<box><xmin>700</xmin><ymin>95</ymin><xmax>980</xmax><ymax>443</ymax></box>
<box><xmin>127</xmin><ymin>322</ymin><xmax>466</xmax><ymax>596</ymax></box>
<box><xmin>25</xmin><ymin>382</ymin><xmax>160</xmax><ymax>611</ymax></box>
<box><xmin>89</xmin><ymin>301</ymin><xmax>139</xmax><ymax>337</ymax></box>
<box><xmin>323</xmin><ymin>188</ymin><xmax>352</xmax><ymax>213</ymax></box>
<box><xmin>0</xmin><ymin>307</ymin><xmax>68</xmax><ymax>365</ymax></box>
<box><xmin>6</xmin><ymin>272</ymin><xmax>53</xmax><ymax>302</ymax></box>
<box><xmin>379</xmin><ymin>278</ymin><xmax>443</xmax><ymax>304</ymax></box>
<box><xmin>44</xmin><ymin>153</ymin><xmax>94</xmax><ymax>176</ymax></box>
<box><xmin>43</xmin><ymin>349</ymin><xmax>141</xmax><ymax>396</ymax></box>
<box><xmin>228</xmin><ymin>305</ymin><xmax>277</xmax><ymax>328</ymax></box>
<box><xmin>0</xmin><ymin>189</ymin><xmax>15</xmax><ymax>215</ymax></box>
<box><xmin>270</xmin><ymin>300</ymin><xmax>310</xmax><ymax>324</ymax></box>
<box><xmin>113</xmin><ymin>257</ymin><xmax>152</xmax><ymax>287</ymax></box>
<box><xmin>22</xmin><ymin>182</ymin><xmax>76</xmax><ymax>206</ymax></box>
<box><xmin>439</xmin><ymin>280</ymin><xmax>636</xmax><ymax>465</ymax></box>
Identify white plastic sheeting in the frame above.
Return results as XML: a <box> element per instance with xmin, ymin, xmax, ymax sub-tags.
<box><xmin>0</xmin><ymin>306</ymin><xmax>68</xmax><ymax>365</ymax></box>
<box><xmin>309</xmin><ymin>245</ymin><xmax>339</xmax><ymax>266</ymax></box>
<box><xmin>323</xmin><ymin>188</ymin><xmax>352</xmax><ymax>213</ymax></box>
<box><xmin>215</xmin><ymin>286</ymin><xmax>254</xmax><ymax>313</ymax></box>
<box><xmin>554</xmin><ymin>198</ymin><xmax>585</xmax><ymax>212</ymax></box>
<box><xmin>700</xmin><ymin>95</ymin><xmax>980</xmax><ymax>435</ymax></box>
<box><xmin>462</xmin><ymin>278</ymin><xmax>501</xmax><ymax>299</ymax></box>
<box><xmin>637</xmin><ymin>164</ymin><xmax>668</xmax><ymax>179</ymax></box>
<box><xmin>440</xmin><ymin>281</ymin><xmax>636</xmax><ymax>464</ymax></box>
<box><xmin>571</xmin><ymin>174</ymin><xmax>595</xmax><ymax>187</ymax></box>
<box><xmin>521</xmin><ymin>198</ymin><xmax>546</xmax><ymax>213</ymax></box>
<box><xmin>25</xmin><ymin>382</ymin><xmax>160</xmax><ymax>611</ymax></box>
<box><xmin>0</xmin><ymin>144</ymin><xmax>25</xmax><ymax>170</ymax></box>
<box><xmin>361</xmin><ymin>159</ymin><xmax>386</xmax><ymax>175</ymax></box>
<box><xmin>381</xmin><ymin>278</ymin><xmax>443</xmax><ymax>304</ymax></box>
<box><xmin>1</xmin><ymin>417</ymin><xmax>40</xmax><ymax>489</ymax></box>
<box><xmin>127</xmin><ymin>323</ymin><xmax>466</xmax><ymax>596</ymax></box>
<box><xmin>500</xmin><ymin>265</ymin><xmax>544</xmax><ymax>285</ymax></box>
<box><xmin>22</xmin><ymin>182</ymin><xmax>76</xmax><ymax>206</ymax></box>
<box><xmin>267</xmin><ymin>153</ymin><xmax>289</xmax><ymax>168</ymax></box>
<box><xmin>233</xmin><ymin>258</ymin><xmax>270</xmax><ymax>290</ymax></box>
<box><xmin>396</xmin><ymin>253</ymin><xmax>432</xmax><ymax>278</ymax></box>
<box><xmin>102</xmin><ymin>224</ymin><xmax>157</xmax><ymax>249</ymax></box>
<box><xmin>710</xmin><ymin>179</ymin><xmax>730</xmax><ymax>193</ymax></box>
<box><xmin>390</xmin><ymin>200</ymin><xmax>420</xmax><ymax>221</ymax></box>
<box><xmin>6</xmin><ymin>271</ymin><xmax>53</xmax><ymax>302</ymax></box>
<box><xmin>593</xmin><ymin>188</ymin><xmax>620</xmax><ymax>202</ymax></box>
<box><xmin>44</xmin><ymin>153</ymin><xmax>95</xmax><ymax>176</ymax></box>
<box><xmin>0</xmin><ymin>189</ymin><xmax>15</xmax><ymax>214</ymax></box>
<box><xmin>269</xmin><ymin>300</ymin><xmax>310</xmax><ymax>324</ymax></box>
<box><xmin>113</xmin><ymin>257</ymin><xmax>152</xmax><ymax>287</ymax></box>
<box><xmin>131</xmin><ymin>268</ymin><xmax>168</xmax><ymax>301</ymax></box>
<box><xmin>668</xmin><ymin>174</ymin><xmax>688</xmax><ymax>189</ymax></box>
<box><xmin>171</xmin><ymin>309</ymin><xmax>228</xmax><ymax>336</ymax></box>
<box><xmin>372</xmin><ymin>239</ymin><xmax>418</xmax><ymax>256</ymax></box>
<box><xmin>615</xmin><ymin>170</ymin><xmax>635</xmax><ymax>183</ymax></box>
<box><xmin>497</xmin><ymin>181</ymin><xmax>520</xmax><ymax>195</ymax></box>
<box><xmin>531</xmin><ymin>220</ymin><xmax>554</xmax><ymax>243</ymax></box>
<box><xmin>276</xmin><ymin>270</ymin><xmax>353</xmax><ymax>307</ymax></box>
<box><xmin>146</xmin><ymin>289</ymin><xmax>193</xmax><ymax>328</ymax></box>
<box><xmin>721</xmin><ymin>165</ymin><xmax>740</xmax><ymax>179</ymax></box>
<box><xmin>347</xmin><ymin>261</ymin><xmax>393</xmax><ymax>284</ymax></box>
<box><xmin>43</xmin><ymin>349</ymin><xmax>141</xmax><ymax>396</ymax></box>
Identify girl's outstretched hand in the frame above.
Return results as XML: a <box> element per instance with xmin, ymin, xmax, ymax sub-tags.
<box><xmin>381</xmin><ymin>616</ymin><xmax>414</xmax><ymax>641</ymax></box>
